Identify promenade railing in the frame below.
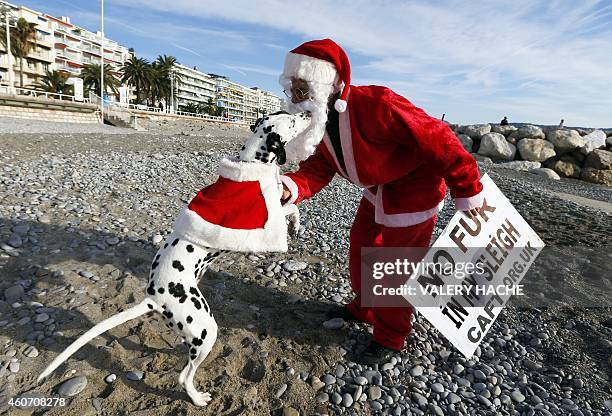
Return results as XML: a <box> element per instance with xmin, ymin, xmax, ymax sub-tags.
<box><xmin>0</xmin><ymin>86</ymin><xmax>91</xmax><ymax>104</ymax></box>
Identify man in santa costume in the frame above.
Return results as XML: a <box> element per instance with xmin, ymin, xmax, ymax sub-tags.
<box><xmin>279</xmin><ymin>39</ymin><xmax>484</xmax><ymax>364</ymax></box>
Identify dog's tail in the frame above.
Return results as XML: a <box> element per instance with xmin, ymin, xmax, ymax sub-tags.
<box><xmin>37</xmin><ymin>299</ymin><xmax>156</xmax><ymax>382</ymax></box>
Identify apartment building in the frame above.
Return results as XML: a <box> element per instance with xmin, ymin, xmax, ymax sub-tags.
<box><xmin>0</xmin><ymin>1</ymin><xmax>130</xmax><ymax>95</ymax></box>
<box><xmin>0</xmin><ymin>3</ymin><xmax>54</xmax><ymax>87</ymax></box>
<box><xmin>251</xmin><ymin>87</ymin><xmax>282</xmax><ymax>116</ymax></box>
<box><xmin>173</xmin><ymin>63</ymin><xmax>216</xmax><ymax>109</ymax></box>
<box><xmin>50</xmin><ymin>15</ymin><xmax>129</xmax><ymax>80</ymax></box>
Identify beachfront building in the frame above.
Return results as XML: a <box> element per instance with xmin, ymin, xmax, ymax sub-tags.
<box><xmin>50</xmin><ymin>15</ymin><xmax>130</xmax><ymax>80</ymax></box>
<box><xmin>251</xmin><ymin>87</ymin><xmax>282</xmax><ymax>116</ymax></box>
<box><xmin>173</xmin><ymin>63</ymin><xmax>216</xmax><ymax>110</ymax></box>
<box><xmin>0</xmin><ymin>0</ymin><xmax>130</xmax><ymax>97</ymax></box>
<box><xmin>0</xmin><ymin>3</ymin><xmax>54</xmax><ymax>88</ymax></box>
<box><xmin>211</xmin><ymin>74</ymin><xmax>260</xmax><ymax>124</ymax></box>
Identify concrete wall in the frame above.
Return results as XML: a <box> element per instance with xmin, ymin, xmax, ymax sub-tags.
<box><xmin>0</xmin><ymin>94</ymin><xmax>101</xmax><ymax>124</ymax></box>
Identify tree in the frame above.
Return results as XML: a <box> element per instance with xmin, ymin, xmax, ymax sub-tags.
<box><xmin>121</xmin><ymin>56</ymin><xmax>150</xmax><ymax>104</ymax></box>
<box><xmin>35</xmin><ymin>70</ymin><xmax>73</xmax><ymax>96</ymax></box>
<box><xmin>179</xmin><ymin>102</ymin><xmax>198</xmax><ymax>114</ymax></box>
<box><xmin>80</xmin><ymin>63</ymin><xmax>120</xmax><ymax>96</ymax></box>
<box><xmin>154</xmin><ymin>54</ymin><xmax>179</xmax><ymax>108</ymax></box>
<box><xmin>0</xmin><ymin>16</ymin><xmax>37</xmax><ymax>87</ymax></box>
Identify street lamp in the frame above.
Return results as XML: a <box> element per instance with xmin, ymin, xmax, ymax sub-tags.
<box><xmin>100</xmin><ymin>0</ymin><xmax>104</xmax><ymax>122</ymax></box>
<box><xmin>4</xmin><ymin>8</ymin><xmax>15</xmax><ymax>93</ymax></box>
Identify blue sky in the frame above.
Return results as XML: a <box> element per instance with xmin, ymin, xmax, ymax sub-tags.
<box><xmin>19</xmin><ymin>0</ymin><xmax>612</xmax><ymax>127</ymax></box>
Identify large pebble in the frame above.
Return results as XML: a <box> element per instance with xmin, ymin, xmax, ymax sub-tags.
<box><xmin>4</xmin><ymin>285</ymin><xmax>25</xmax><ymax>302</ymax></box>
<box><xmin>322</xmin><ymin>318</ymin><xmax>344</xmax><ymax>330</ymax></box>
<box><xmin>282</xmin><ymin>260</ymin><xmax>307</xmax><ymax>272</ymax></box>
<box><xmin>410</xmin><ymin>365</ymin><xmax>423</xmax><ymax>377</ymax></box>
<box><xmin>126</xmin><ymin>371</ymin><xmax>144</xmax><ymax>381</ymax></box>
<box><xmin>275</xmin><ymin>383</ymin><xmax>287</xmax><ymax>398</ymax></box>
<box><xmin>24</xmin><ymin>345</ymin><xmax>39</xmax><ymax>358</ymax></box>
<box><xmin>368</xmin><ymin>386</ymin><xmax>382</xmax><ymax>400</ymax></box>
<box><xmin>57</xmin><ymin>376</ymin><xmax>88</xmax><ymax>397</ymax></box>
<box><xmin>511</xmin><ymin>390</ymin><xmax>526</xmax><ymax>403</ymax></box>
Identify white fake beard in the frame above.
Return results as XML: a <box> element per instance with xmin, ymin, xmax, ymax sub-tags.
<box><xmin>281</xmin><ymin>79</ymin><xmax>337</xmax><ymax>162</ymax></box>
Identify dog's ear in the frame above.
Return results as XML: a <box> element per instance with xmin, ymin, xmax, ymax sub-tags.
<box><xmin>269</xmin><ymin>110</ymin><xmax>289</xmax><ymax>116</ymax></box>
<box><xmin>266</xmin><ymin>132</ymin><xmax>286</xmax><ymax>165</ymax></box>
<box><xmin>250</xmin><ymin>117</ymin><xmax>265</xmax><ymax>132</ymax></box>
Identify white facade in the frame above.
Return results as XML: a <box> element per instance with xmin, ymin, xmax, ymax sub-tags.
<box><xmin>173</xmin><ymin>63</ymin><xmax>216</xmax><ymax>109</ymax></box>
<box><xmin>0</xmin><ymin>1</ymin><xmax>130</xmax><ymax>96</ymax></box>
<box><xmin>251</xmin><ymin>87</ymin><xmax>282</xmax><ymax>116</ymax></box>
<box><xmin>0</xmin><ymin>3</ymin><xmax>54</xmax><ymax>87</ymax></box>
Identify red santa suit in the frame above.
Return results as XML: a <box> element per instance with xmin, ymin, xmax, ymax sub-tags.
<box><xmin>281</xmin><ymin>85</ymin><xmax>484</xmax><ymax>350</ymax></box>
<box><xmin>173</xmin><ymin>157</ymin><xmax>289</xmax><ymax>253</ymax></box>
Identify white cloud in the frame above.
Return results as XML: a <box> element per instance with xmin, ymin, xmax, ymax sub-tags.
<box><xmin>107</xmin><ymin>0</ymin><xmax>612</xmax><ymax>126</ymax></box>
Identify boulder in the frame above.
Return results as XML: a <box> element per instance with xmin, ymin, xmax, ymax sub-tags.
<box><xmin>547</xmin><ymin>159</ymin><xmax>581</xmax><ymax>178</ymax></box>
<box><xmin>568</xmin><ymin>149</ymin><xmax>586</xmax><ymax>163</ymax></box>
<box><xmin>459</xmin><ymin>124</ymin><xmax>491</xmax><ymax>139</ymax></box>
<box><xmin>579</xmin><ymin>130</ymin><xmax>606</xmax><ymax>154</ymax></box>
<box><xmin>576</xmin><ymin>128</ymin><xmax>591</xmax><ymax>136</ymax></box>
<box><xmin>607</xmin><ymin>135</ymin><xmax>612</xmax><ymax>147</ymax></box>
<box><xmin>517</xmin><ymin>139</ymin><xmax>556</xmax><ymax>162</ymax></box>
<box><xmin>584</xmin><ymin>149</ymin><xmax>612</xmax><ymax>170</ymax></box>
<box><xmin>546</xmin><ymin>129</ymin><xmax>585</xmax><ymax>154</ymax></box>
<box><xmin>456</xmin><ymin>134</ymin><xmax>473</xmax><ymax>152</ymax></box>
<box><xmin>498</xmin><ymin>161</ymin><xmax>541</xmax><ymax>171</ymax></box>
<box><xmin>478</xmin><ymin>133</ymin><xmax>516</xmax><ymax>160</ymax></box>
<box><xmin>491</xmin><ymin>125</ymin><xmax>518</xmax><ymax>137</ymax></box>
<box><xmin>510</xmin><ymin>125</ymin><xmax>545</xmax><ymax>140</ymax></box>
<box><xmin>580</xmin><ymin>168</ymin><xmax>612</xmax><ymax>186</ymax></box>
<box><xmin>471</xmin><ymin>154</ymin><xmax>493</xmax><ymax>165</ymax></box>
<box><xmin>531</xmin><ymin>168</ymin><xmax>560</xmax><ymax>180</ymax></box>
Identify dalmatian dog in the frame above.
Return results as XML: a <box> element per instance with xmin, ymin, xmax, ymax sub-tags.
<box><xmin>37</xmin><ymin>111</ymin><xmax>312</xmax><ymax>406</ymax></box>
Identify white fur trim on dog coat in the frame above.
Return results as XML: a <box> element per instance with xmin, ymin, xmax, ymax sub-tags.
<box><xmin>172</xmin><ymin>157</ymin><xmax>288</xmax><ymax>252</ymax></box>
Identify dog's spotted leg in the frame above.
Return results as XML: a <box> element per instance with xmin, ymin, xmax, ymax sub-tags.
<box><xmin>182</xmin><ymin>319</ymin><xmax>218</xmax><ymax>407</ymax></box>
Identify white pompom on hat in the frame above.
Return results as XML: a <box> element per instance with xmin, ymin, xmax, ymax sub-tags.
<box><xmin>281</xmin><ymin>38</ymin><xmax>351</xmax><ymax>112</ymax></box>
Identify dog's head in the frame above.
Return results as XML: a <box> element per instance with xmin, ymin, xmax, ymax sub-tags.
<box><xmin>239</xmin><ymin>111</ymin><xmax>311</xmax><ymax>165</ymax></box>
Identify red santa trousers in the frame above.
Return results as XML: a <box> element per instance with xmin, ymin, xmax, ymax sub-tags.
<box><xmin>347</xmin><ymin>197</ymin><xmax>436</xmax><ymax>351</ymax></box>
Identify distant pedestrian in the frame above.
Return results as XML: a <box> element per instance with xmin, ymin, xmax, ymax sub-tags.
<box><xmin>558</xmin><ymin>119</ymin><xmax>564</xmax><ymax>128</ymax></box>
<box><xmin>441</xmin><ymin>113</ymin><xmax>445</xmax><ymax>121</ymax></box>
<box><xmin>500</xmin><ymin>116</ymin><xmax>508</xmax><ymax>126</ymax></box>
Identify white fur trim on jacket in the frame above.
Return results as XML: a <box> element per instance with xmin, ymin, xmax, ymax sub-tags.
<box><xmin>217</xmin><ymin>157</ymin><xmax>279</xmax><ymax>182</ymax></box>
<box><xmin>280</xmin><ymin>175</ymin><xmax>299</xmax><ymax>205</ymax></box>
<box><xmin>172</xmin><ymin>160</ymin><xmax>288</xmax><ymax>253</ymax></box>
<box><xmin>453</xmin><ymin>190</ymin><xmax>484</xmax><ymax>211</ymax></box>
<box><xmin>362</xmin><ymin>187</ymin><xmax>444</xmax><ymax>227</ymax></box>
<box><xmin>282</xmin><ymin>52</ymin><xmax>338</xmax><ymax>85</ymax></box>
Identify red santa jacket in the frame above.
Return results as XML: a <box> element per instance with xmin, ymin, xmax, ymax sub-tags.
<box><xmin>281</xmin><ymin>85</ymin><xmax>483</xmax><ymax>227</ymax></box>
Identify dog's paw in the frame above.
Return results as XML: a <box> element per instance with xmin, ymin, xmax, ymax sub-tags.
<box><xmin>190</xmin><ymin>391</ymin><xmax>212</xmax><ymax>407</ymax></box>
<box><xmin>287</xmin><ymin>218</ymin><xmax>300</xmax><ymax>238</ymax></box>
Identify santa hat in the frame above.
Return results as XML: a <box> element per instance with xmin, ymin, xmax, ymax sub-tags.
<box><xmin>282</xmin><ymin>38</ymin><xmax>351</xmax><ymax>112</ymax></box>
<box><xmin>172</xmin><ymin>158</ymin><xmax>288</xmax><ymax>252</ymax></box>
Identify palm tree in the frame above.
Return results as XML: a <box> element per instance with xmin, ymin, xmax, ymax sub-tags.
<box><xmin>179</xmin><ymin>102</ymin><xmax>198</xmax><ymax>114</ymax></box>
<box><xmin>0</xmin><ymin>17</ymin><xmax>37</xmax><ymax>87</ymax></box>
<box><xmin>121</xmin><ymin>56</ymin><xmax>150</xmax><ymax>104</ymax></box>
<box><xmin>154</xmin><ymin>55</ymin><xmax>179</xmax><ymax>108</ymax></box>
<box><xmin>35</xmin><ymin>70</ymin><xmax>73</xmax><ymax>96</ymax></box>
<box><xmin>80</xmin><ymin>63</ymin><xmax>120</xmax><ymax>96</ymax></box>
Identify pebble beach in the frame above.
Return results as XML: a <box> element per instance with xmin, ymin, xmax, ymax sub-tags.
<box><xmin>0</xmin><ymin>116</ymin><xmax>610</xmax><ymax>415</ymax></box>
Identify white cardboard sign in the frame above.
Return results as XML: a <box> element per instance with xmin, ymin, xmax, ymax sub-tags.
<box><xmin>403</xmin><ymin>174</ymin><xmax>545</xmax><ymax>357</ymax></box>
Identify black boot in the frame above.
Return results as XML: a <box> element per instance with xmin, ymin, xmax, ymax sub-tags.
<box><xmin>324</xmin><ymin>305</ymin><xmax>357</xmax><ymax>323</ymax></box>
<box><xmin>353</xmin><ymin>341</ymin><xmax>397</xmax><ymax>365</ymax></box>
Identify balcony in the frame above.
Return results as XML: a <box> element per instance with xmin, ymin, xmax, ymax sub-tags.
<box><xmin>29</xmin><ymin>50</ymin><xmax>53</xmax><ymax>63</ymax></box>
